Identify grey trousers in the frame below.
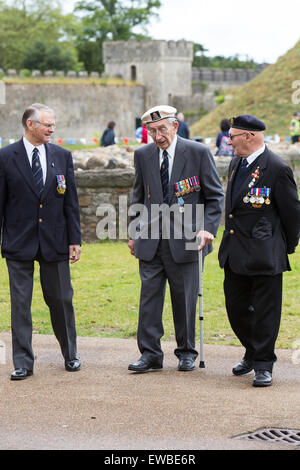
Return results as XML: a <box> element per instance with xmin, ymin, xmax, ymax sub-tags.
<box><xmin>6</xmin><ymin>258</ymin><xmax>78</xmax><ymax>370</ymax></box>
<box><xmin>137</xmin><ymin>239</ymin><xmax>199</xmax><ymax>364</ymax></box>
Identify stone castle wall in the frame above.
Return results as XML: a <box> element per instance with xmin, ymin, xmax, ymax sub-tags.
<box><xmin>103</xmin><ymin>40</ymin><xmax>194</xmax><ymax>63</ymax></box>
<box><xmin>0</xmin><ymin>82</ymin><xmax>145</xmax><ymax>142</ymax></box>
<box><xmin>192</xmin><ymin>67</ymin><xmax>260</xmax><ymax>84</ymax></box>
<box><xmin>0</xmin><ymin>40</ymin><xmax>269</xmax><ymax>141</ymax></box>
<box><xmin>103</xmin><ymin>40</ymin><xmax>193</xmax><ymax>105</ymax></box>
<box><xmin>103</xmin><ymin>40</ymin><xmax>268</xmax><ymax>116</ymax></box>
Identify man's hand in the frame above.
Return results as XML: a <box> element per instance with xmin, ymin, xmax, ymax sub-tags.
<box><xmin>69</xmin><ymin>245</ymin><xmax>81</xmax><ymax>264</ymax></box>
<box><xmin>128</xmin><ymin>239</ymin><xmax>135</xmax><ymax>256</ymax></box>
<box><xmin>196</xmin><ymin>230</ymin><xmax>214</xmax><ymax>251</ymax></box>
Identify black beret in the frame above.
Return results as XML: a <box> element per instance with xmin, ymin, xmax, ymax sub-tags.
<box><xmin>229</xmin><ymin>115</ymin><xmax>266</xmax><ymax>131</ymax></box>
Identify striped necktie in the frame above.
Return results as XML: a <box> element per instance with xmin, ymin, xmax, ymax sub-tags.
<box><xmin>160</xmin><ymin>150</ymin><xmax>169</xmax><ymax>203</ymax></box>
<box><xmin>32</xmin><ymin>147</ymin><xmax>44</xmax><ymax>195</ymax></box>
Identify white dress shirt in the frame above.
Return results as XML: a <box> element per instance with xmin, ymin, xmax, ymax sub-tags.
<box><xmin>159</xmin><ymin>134</ymin><xmax>177</xmax><ymax>179</ymax></box>
<box><xmin>244</xmin><ymin>144</ymin><xmax>265</xmax><ymax>167</ymax></box>
<box><xmin>23</xmin><ymin>136</ymin><xmax>47</xmax><ymax>184</ymax></box>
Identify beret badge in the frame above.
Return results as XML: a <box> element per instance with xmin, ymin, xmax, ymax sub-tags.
<box><xmin>150</xmin><ymin>111</ymin><xmax>161</xmax><ymax>121</ymax></box>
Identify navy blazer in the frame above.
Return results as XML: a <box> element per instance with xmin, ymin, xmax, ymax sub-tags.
<box><xmin>0</xmin><ymin>139</ymin><xmax>81</xmax><ymax>262</ymax></box>
<box><xmin>218</xmin><ymin>147</ymin><xmax>300</xmax><ymax>275</ymax></box>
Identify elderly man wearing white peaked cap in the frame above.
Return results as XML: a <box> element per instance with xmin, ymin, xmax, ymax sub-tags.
<box><xmin>128</xmin><ymin>104</ymin><xmax>224</xmax><ymax>373</ymax></box>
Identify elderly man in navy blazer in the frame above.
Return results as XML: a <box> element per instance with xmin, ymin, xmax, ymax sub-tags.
<box><xmin>219</xmin><ymin>115</ymin><xmax>300</xmax><ymax>387</ymax></box>
<box><xmin>0</xmin><ymin>103</ymin><xmax>82</xmax><ymax>380</ymax></box>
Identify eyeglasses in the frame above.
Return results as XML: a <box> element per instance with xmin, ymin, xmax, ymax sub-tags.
<box><xmin>147</xmin><ymin>126</ymin><xmax>170</xmax><ymax>137</ymax></box>
<box><xmin>34</xmin><ymin>121</ymin><xmax>56</xmax><ymax>129</ymax></box>
<box><xmin>229</xmin><ymin>131</ymin><xmax>255</xmax><ymax>140</ymax></box>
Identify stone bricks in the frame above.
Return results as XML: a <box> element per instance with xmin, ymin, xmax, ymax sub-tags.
<box><xmin>74</xmin><ymin>149</ymin><xmax>299</xmax><ymax>243</ymax></box>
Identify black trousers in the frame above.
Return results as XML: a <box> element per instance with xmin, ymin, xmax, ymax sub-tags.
<box><xmin>137</xmin><ymin>239</ymin><xmax>199</xmax><ymax>364</ymax></box>
<box><xmin>6</xmin><ymin>257</ymin><xmax>78</xmax><ymax>370</ymax></box>
<box><xmin>224</xmin><ymin>262</ymin><xmax>282</xmax><ymax>372</ymax></box>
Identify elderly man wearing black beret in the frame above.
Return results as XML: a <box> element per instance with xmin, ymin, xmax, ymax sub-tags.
<box><xmin>218</xmin><ymin>115</ymin><xmax>300</xmax><ymax>387</ymax></box>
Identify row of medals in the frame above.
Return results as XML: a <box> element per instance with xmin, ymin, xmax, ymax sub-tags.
<box><xmin>175</xmin><ymin>177</ymin><xmax>200</xmax><ymax>213</ymax></box>
<box><xmin>242</xmin><ymin>166</ymin><xmax>271</xmax><ymax>208</ymax></box>
<box><xmin>243</xmin><ymin>193</ymin><xmax>271</xmax><ymax>208</ymax></box>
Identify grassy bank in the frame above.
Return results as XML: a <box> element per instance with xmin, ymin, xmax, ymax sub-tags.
<box><xmin>191</xmin><ymin>39</ymin><xmax>300</xmax><ymax>138</ymax></box>
<box><xmin>0</xmin><ymin>230</ymin><xmax>299</xmax><ymax>348</ymax></box>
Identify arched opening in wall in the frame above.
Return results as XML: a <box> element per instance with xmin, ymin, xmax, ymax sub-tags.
<box><xmin>131</xmin><ymin>65</ymin><xmax>137</xmax><ymax>81</ymax></box>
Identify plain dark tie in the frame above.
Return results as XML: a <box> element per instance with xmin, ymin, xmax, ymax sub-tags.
<box><xmin>160</xmin><ymin>150</ymin><xmax>169</xmax><ymax>203</ymax></box>
<box><xmin>231</xmin><ymin>158</ymin><xmax>249</xmax><ymax>204</ymax></box>
<box><xmin>32</xmin><ymin>147</ymin><xmax>44</xmax><ymax>195</ymax></box>
<box><xmin>240</xmin><ymin>158</ymin><xmax>248</xmax><ymax>170</ymax></box>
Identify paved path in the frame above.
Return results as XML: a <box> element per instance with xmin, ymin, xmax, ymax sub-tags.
<box><xmin>0</xmin><ymin>332</ymin><xmax>300</xmax><ymax>450</ymax></box>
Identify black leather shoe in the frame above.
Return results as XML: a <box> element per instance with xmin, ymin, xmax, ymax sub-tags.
<box><xmin>232</xmin><ymin>359</ymin><xmax>253</xmax><ymax>376</ymax></box>
<box><xmin>178</xmin><ymin>357</ymin><xmax>195</xmax><ymax>371</ymax></box>
<box><xmin>65</xmin><ymin>359</ymin><xmax>81</xmax><ymax>372</ymax></box>
<box><xmin>253</xmin><ymin>370</ymin><xmax>272</xmax><ymax>387</ymax></box>
<box><xmin>128</xmin><ymin>359</ymin><xmax>162</xmax><ymax>372</ymax></box>
<box><xmin>11</xmin><ymin>368</ymin><xmax>33</xmax><ymax>381</ymax></box>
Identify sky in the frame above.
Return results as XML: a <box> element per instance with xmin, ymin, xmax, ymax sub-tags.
<box><xmin>64</xmin><ymin>0</ymin><xmax>300</xmax><ymax>64</ymax></box>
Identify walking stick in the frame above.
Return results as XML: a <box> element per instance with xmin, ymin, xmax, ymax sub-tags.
<box><xmin>198</xmin><ymin>246</ymin><xmax>205</xmax><ymax>368</ymax></box>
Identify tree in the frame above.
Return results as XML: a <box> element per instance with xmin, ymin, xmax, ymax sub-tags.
<box><xmin>193</xmin><ymin>42</ymin><xmax>258</xmax><ymax>70</ymax></box>
<box><xmin>21</xmin><ymin>41</ymin><xmax>80</xmax><ymax>73</ymax></box>
<box><xmin>74</xmin><ymin>0</ymin><xmax>161</xmax><ymax>73</ymax></box>
<box><xmin>0</xmin><ymin>0</ymin><xmax>82</xmax><ymax>71</ymax></box>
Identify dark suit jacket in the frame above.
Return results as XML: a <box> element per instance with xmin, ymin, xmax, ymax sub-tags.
<box><xmin>130</xmin><ymin>136</ymin><xmax>224</xmax><ymax>263</ymax></box>
<box><xmin>177</xmin><ymin>121</ymin><xmax>190</xmax><ymax>139</ymax></box>
<box><xmin>0</xmin><ymin>139</ymin><xmax>81</xmax><ymax>262</ymax></box>
<box><xmin>218</xmin><ymin>147</ymin><xmax>300</xmax><ymax>275</ymax></box>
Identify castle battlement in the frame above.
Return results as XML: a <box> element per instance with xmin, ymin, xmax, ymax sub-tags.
<box><xmin>192</xmin><ymin>67</ymin><xmax>261</xmax><ymax>83</ymax></box>
<box><xmin>103</xmin><ymin>40</ymin><xmax>193</xmax><ymax>105</ymax></box>
<box><xmin>102</xmin><ymin>39</ymin><xmax>268</xmax><ymax>112</ymax></box>
<box><xmin>103</xmin><ymin>40</ymin><xmax>193</xmax><ymax>64</ymax></box>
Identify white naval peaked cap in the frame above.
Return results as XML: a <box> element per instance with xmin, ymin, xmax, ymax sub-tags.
<box><xmin>141</xmin><ymin>105</ymin><xmax>177</xmax><ymax>125</ymax></box>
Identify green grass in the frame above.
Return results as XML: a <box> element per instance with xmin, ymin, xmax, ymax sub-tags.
<box><xmin>0</xmin><ymin>229</ymin><xmax>299</xmax><ymax>348</ymax></box>
<box><xmin>3</xmin><ymin>77</ymin><xmax>140</xmax><ymax>87</ymax></box>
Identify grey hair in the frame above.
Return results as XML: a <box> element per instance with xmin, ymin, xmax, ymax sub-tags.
<box><xmin>22</xmin><ymin>103</ymin><xmax>55</xmax><ymax>129</ymax></box>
